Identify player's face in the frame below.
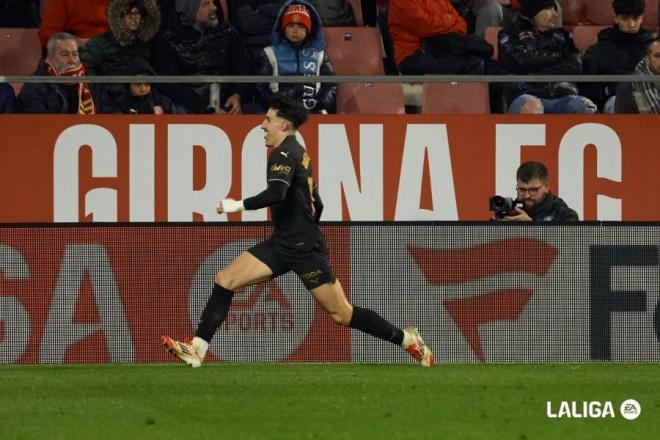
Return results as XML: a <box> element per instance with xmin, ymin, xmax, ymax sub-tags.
<box><xmin>516</xmin><ymin>178</ymin><xmax>548</xmax><ymax>211</ymax></box>
<box><xmin>615</xmin><ymin>14</ymin><xmax>643</xmax><ymax>34</ymax></box>
<box><xmin>646</xmin><ymin>41</ymin><xmax>660</xmax><ymax>75</ymax></box>
<box><xmin>48</xmin><ymin>39</ymin><xmax>80</xmax><ymax>73</ymax></box>
<box><xmin>260</xmin><ymin>108</ymin><xmax>288</xmax><ymax>148</ymax></box>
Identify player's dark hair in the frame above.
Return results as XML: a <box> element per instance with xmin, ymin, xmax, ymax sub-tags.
<box><xmin>268</xmin><ymin>93</ymin><xmax>309</xmax><ymax>130</ymax></box>
<box><xmin>517</xmin><ymin>161</ymin><xmax>548</xmax><ymax>183</ymax></box>
<box><xmin>613</xmin><ymin>0</ymin><xmax>645</xmax><ymax>17</ymax></box>
<box><xmin>647</xmin><ymin>36</ymin><xmax>660</xmax><ymax>53</ymax></box>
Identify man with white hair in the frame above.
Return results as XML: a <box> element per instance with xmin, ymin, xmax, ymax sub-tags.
<box><xmin>17</xmin><ymin>32</ymin><xmax>100</xmax><ymax>114</ymax></box>
<box><xmin>152</xmin><ymin>0</ymin><xmax>252</xmax><ymax>113</ymax></box>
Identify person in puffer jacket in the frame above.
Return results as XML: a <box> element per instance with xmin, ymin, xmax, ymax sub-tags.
<box><xmin>254</xmin><ymin>0</ymin><xmax>337</xmax><ymax>114</ymax></box>
<box><xmin>498</xmin><ymin>0</ymin><xmax>596</xmax><ymax>114</ymax></box>
<box><xmin>81</xmin><ymin>0</ymin><xmax>160</xmax><ymax>75</ymax></box>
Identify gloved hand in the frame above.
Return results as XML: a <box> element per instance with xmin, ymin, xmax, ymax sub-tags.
<box><xmin>217</xmin><ymin>198</ymin><xmax>244</xmax><ymax>214</ymax></box>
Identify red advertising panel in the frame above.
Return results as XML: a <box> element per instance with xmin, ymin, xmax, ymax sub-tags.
<box><xmin>0</xmin><ymin>114</ymin><xmax>658</xmax><ymax>222</ymax></box>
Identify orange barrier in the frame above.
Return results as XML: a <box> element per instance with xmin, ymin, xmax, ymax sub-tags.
<box><xmin>0</xmin><ymin>114</ymin><xmax>657</xmax><ymax>222</ymax></box>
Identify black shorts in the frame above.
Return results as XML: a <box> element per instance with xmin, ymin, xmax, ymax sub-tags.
<box><xmin>247</xmin><ymin>238</ymin><xmax>336</xmax><ymax>290</ymax></box>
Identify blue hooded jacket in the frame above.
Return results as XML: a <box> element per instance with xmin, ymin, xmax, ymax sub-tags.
<box><xmin>254</xmin><ymin>0</ymin><xmax>337</xmax><ymax>113</ymax></box>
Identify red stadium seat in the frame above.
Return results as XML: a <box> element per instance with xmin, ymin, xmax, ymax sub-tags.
<box><xmin>421</xmin><ymin>82</ymin><xmax>490</xmax><ymax>114</ymax></box>
<box><xmin>584</xmin><ymin>0</ymin><xmax>658</xmax><ymax>31</ymax></box>
<box><xmin>323</xmin><ymin>26</ymin><xmax>385</xmax><ymax>75</ymax></box>
<box><xmin>484</xmin><ymin>26</ymin><xmax>501</xmax><ymax>60</ymax></box>
<box><xmin>571</xmin><ymin>25</ymin><xmax>607</xmax><ymax>55</ymax></box>
<box><xmin>0</xmin><ymin>28</ymin><xmax>42</xmax><ymax>94</ymax></box>
<box><xmin>559</xmin><ymin>0</ymin><xmax>586</xmax><ymax>26</ymax></box>
<box><xmin>347</xmin><ymin>0</ymin><xmax>363</xmax><ymax>26</ymax></box>
<box><xmin>336</xmin><ymin>83</ymin><xmax>405</xmax><ymax>114</ymax></box>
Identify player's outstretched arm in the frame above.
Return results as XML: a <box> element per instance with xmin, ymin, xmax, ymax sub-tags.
<box><xmin>216</xmin><ymin>181</ymin><xmax>288</xmax><ymax>214</ymax></box>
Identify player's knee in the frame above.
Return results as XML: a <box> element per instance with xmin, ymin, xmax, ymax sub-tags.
<box><xmin>215</xmin><ymin>270</ymin><xmax>236</xmax><ymax>291</ymax></box>
<box><xmin>329</xmin><ymin>311</ymin><xmax>351</xmax><ymax>326</ymax></box>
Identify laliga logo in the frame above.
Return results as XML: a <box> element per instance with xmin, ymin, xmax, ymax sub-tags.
<box><xmin>189</xmin><ymin>241</ymin><xmax>314</xmax><ymax>362</ymax></box>
<box><xmin>546</xmin><ymin>399</ymin><xmax>641</xmax><ymax>420</ymax></box>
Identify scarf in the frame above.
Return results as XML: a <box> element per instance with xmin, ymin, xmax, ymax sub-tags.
<box><xmin>45</xmin><ymin>60</ymin><xmax>95</xmax><ymax>115</ymax></box>
<box><xmin>632</xmin><ymin>59</ymin><xmax>660</xmax><ymax>114</ymax></box>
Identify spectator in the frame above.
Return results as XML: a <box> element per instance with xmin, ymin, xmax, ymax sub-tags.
<box><xmin>498</xmin><ymin>0</ymin><xmax>597</xmax><ymax>114</ymax></box>
<box><xmin>309</xmin><ymin>0</ymin><xmax>357</xmax><ymax>26</ymax></box>
<box><xmin>17</xmin><ymin>33</ymin><xmax>102</xmax><ymax>114</ymax></box>
<box><xmin>0</xmin><ymin>83</ymin><xmax>16</xmax><ymax>113</ymax></box>
<box><xmin>39</xmin><ymin>0</ymin><xmax>110</xmax><ymax>48</ymax></box>
<box><xmin>81</xmin><ymin>0</ymin><xmax>160</xmax><ymax>75</ymax></box>
<box><xmin>615</xmin><ymin>37</ymin><xmax>660</xmax><ymax>113</ymax></box>
<box><xmin>152</xmin><ymin>0</ymin><xmax>252</xmax><ymax>114</ymax></box>
<box><xmin>103</xmin><ymin>58</ymin><xmax>175</xmax><ymax>113</ymax></box>
<box><xmin>389</xmin><ymin>0</ymin><xmax>494</xmax><ymax>75</ymax></box>
<box><xmin>227</xmin><ymin>0</ymin><xmax>287</xmax><ymax>62</ymax></box>
<box><xmin>0</xmin><ymin>0</ymin><xmax>40</xmax><ymax>27</ymax></box>
<box><xmin>499</xmin><ymin>161</ymin><xmax>579</xmax><ymax>222</ymax></box>
<box><xmin>254</xmin><ymin>1</ymin><xmax>337</xmax><ymax>114</ymax></box>
<box><xmin>583</xmin><ymin>0</ymin><xmax>655</xmax><ymax>113</ymax></box>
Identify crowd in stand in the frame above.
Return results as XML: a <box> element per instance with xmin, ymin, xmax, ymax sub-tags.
<box><xmin>0</xmin><ymin>0</ymin><xmax>658</xmax><ymax>114</ymax></box>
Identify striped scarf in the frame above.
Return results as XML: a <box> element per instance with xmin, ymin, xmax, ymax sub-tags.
<box><xmin>45</xmin><ymin>60</ymin><xmax>95</xmax><ymax>115</ymax></box>
<box><xmin>632</xmin><ymin>59</ymin><xmax>660</xmax><ymax>114</ymax></box>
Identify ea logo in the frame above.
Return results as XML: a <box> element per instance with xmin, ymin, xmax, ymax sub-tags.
<box><xmin>620</xmin><ymin>399</ymin><xmax>641</xmax><ymax>420</ymax></box>
<box><xmin>190</xmin><ymin>240</ymin><xmax>314</xmax><ymax>362</ymax></box>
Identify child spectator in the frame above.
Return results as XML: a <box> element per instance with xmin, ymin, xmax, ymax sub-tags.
<box><xmin>254</xmin><ymin>0</ymin><xmax>337</xmax><ymax>114</ymax></box>
<box><xmin>103</xmin><ymin>58</ymin><xmax>175</xmax><ymax>113</ymax></box>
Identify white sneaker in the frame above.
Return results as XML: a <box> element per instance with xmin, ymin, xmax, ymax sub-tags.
<box><xmin>403</xmin><ymin>327</ymin><xmax>434</xmax><ymax>367</ymax></box>
<box><xmin>162</xmin><ymin>335</ymin><xmax>202</xmax><ymax>368</ymax></box>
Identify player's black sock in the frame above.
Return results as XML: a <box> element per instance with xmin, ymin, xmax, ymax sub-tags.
<box><xmin>195</xmin><ymin>283</ymin><xmax>234</xmax><ymax>342</ymax></box>
<box><xmin>349</xmin><ymin>306</ymin><xmax>404</xmax><ymax>345</ymax></box>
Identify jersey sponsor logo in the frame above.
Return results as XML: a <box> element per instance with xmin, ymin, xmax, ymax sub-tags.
<box><xmin>280</xmin><ymin>151</ymin><xmax>289</xmax><ymax>158</ymax></box>
<box><xmin>270</xmin><ymin>164</ymin><xmax>292</xmax><ymax>174</ymax></box>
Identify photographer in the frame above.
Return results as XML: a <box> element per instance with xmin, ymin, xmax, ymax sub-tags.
<box><xmin>493</xmin><ymin>161</ymin><xmax>578</xmax><ymax>222</ymax></box>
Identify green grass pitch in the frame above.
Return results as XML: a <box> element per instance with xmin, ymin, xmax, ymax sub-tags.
<box><xmin>1</xmin><ymin>363</ymin><xmax>658</xmax><ymax>439</ymax></box>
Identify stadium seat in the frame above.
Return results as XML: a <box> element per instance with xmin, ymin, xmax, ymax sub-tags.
<box><xmin>421</xmin><ymin>82</ymin><xmax>490</xmax><ymax>114</ymax></box>
<box><xmin>571</xmin><ymin>25</ymin><xmax>607</xmax><ymax>55</ymax></box>
<box><xmin>323</xmin><ymin>26</ymin><xmax>385</xmax><ymax>75</ymax></box>
<box><xmin>484</xmin><ymin>26</ymin><xmax>501</xmax><ymax>60</ymax></box>
<box><xmin>558</xmin><ymin>0</ymin><xmax>586</xmax><ymax>27</ymax></box>
<box><xmin>0</xmin><ymin>28</ymin><xmax>42</xmax><ymax>94</ymax></box>
<box><xmin>347</xmin><ymin>0</ymin><xmax>363</xmax><ymax>26</ymax></box>
<box><xmin>336</xmin><ymin>83</ymin><xmax>405</xmax><ymax>114</ymax></box>
<box><xmin>584</xmin><ymin>0</ymin><xmax>658</xmax><ymax>31</ymax></box>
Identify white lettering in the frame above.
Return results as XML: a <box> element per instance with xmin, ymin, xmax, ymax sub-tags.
<box><xmin>167</xmin><ymin>124</ymin><xmax>232</xmax><ymax>221</ymax></box>
<box><xmin>53</xmin><ymin>124</ymin><xmax>118</xmax><ymax>221</ymax></box>
<box><xmin>0</xmin><ymin>245</ymin><xmax>31</xmax><ymax>362</ymax></box>
<box><xmin>558</xmin><ymin>123</ymin><xmax>622</xmax><ymax>220</ymax></box>
<box><xmin>39</xmin><ymin>244</ymin><xmax>134</xmax><ymax>363</ymax></box>
<box><xmin>395</xmin><ymin>124</ymin><xmax>457</xmax><ymax>220</ymax></box>
<box><xmin>319</xmin><ymin>124</ymin><xmax>384</xmax><ymax>220</ymax></box>
<box><xmin>495</xmin><ymin>124</ymin><xmax>545</xmax><ymax>197</ymax></box>
<box><xmin>129</xmin><ymin>124</ymin><xmax>155</xmax><ymax>221</ymax></box>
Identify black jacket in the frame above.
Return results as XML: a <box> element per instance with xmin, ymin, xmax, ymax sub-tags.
<box><xmin>524</xmin><ymin>192</ymin><xmax>578</xmax><ymax>222</ymax></box>
<box><xmin>151</xmin><ymin>14</ymin><xmax>252</xmax><ymax>112</ymax></box>
<box><xmin>582</xmin><ymin>26</ymin><xmax>655</xmax><ymax>110</ymax></box>
<box><xmin>16</xmin><ymin>61</ymin><xmax>104</xmax><ymax>114</ymax></box>
<box><xmin>498</xmin><ymin>15</ymin><xmax>582</xmax><ymax>103</ymax></box>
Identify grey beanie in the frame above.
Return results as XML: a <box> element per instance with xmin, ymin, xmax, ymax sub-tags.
<box><xmin>175</xmin><ymin>0</ymin><xmax>203</xmax><ymax>26</ymax></box>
